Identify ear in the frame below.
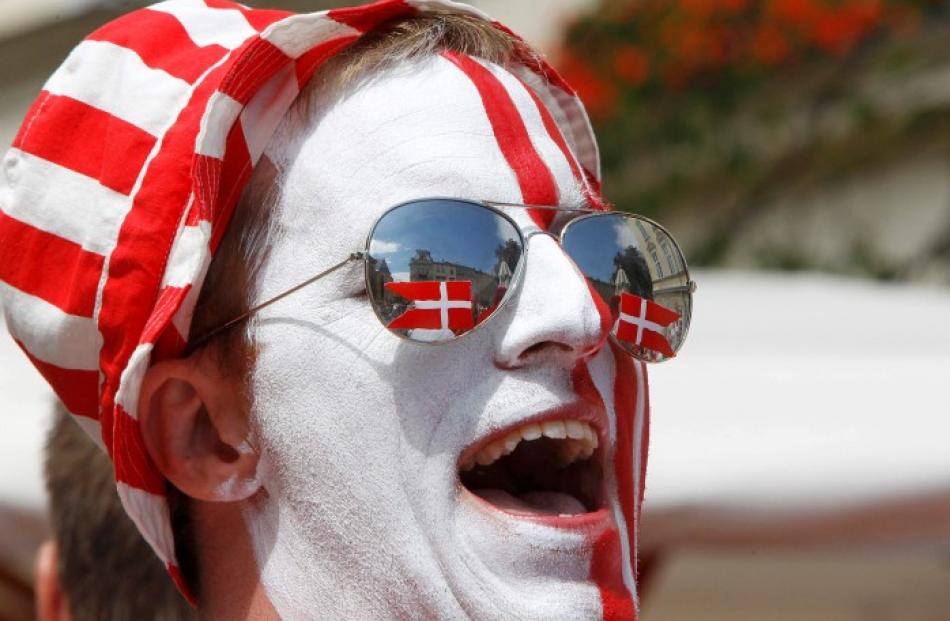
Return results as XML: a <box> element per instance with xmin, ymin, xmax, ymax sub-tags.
<box><xmin>35</xmin><ymin>540</ymin><xmax>72</xmax><ymax>621</ymax></box>
<box><xmin>138</xmin><ymin>352</ymin><xmax>260</xmax><ymax>502</ymax></box>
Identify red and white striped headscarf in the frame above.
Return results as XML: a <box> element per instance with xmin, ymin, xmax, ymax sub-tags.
<box><xmin>0</xmin><ymin>0</ymin><xmax>599</xmax><ymax>599</ymax></box>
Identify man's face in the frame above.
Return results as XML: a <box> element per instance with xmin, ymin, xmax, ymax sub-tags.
<box><xmin>241</xmin><ymin>55</ymin><xmax>647</xmax><ymax>620</ymax></box>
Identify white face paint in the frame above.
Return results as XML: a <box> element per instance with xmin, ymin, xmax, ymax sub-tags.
<box><xmin>240</xmin><ymin>55</ymin><xmax>646</xmax><ymax>620</ymax></box>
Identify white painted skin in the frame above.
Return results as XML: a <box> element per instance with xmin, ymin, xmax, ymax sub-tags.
<box><xmin>239</xmin><ymin>55</ymin><xmax>643</xmax><ymax>620</ymax></box>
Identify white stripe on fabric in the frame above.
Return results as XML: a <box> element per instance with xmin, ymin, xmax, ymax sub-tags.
<box><xmin>44</xmin><ymin>40</ymin><xmax>192</xmax><ymax>137</ymax></box>
<box><xmin>161</xmin><ymin>221</ymin><xmax>211</xmax><ymax>289</ymax></box>
<box><xmin>405</xmin><ymin>0</ymin><xmax>492</xmax><ymax>20</ymax></box>
<box><xmin>0</xmin><ymin>282</ymin><xmax>101</xmax><ymax>370</ymax></box>
<box><xmin>117</xmin><ymin>482</ymin><xmax>177</xmax><ymax>565</ymax></box>
<box><xmin>171</xmin><ymin>275</ymin><xmax>203</xmax><ymax>342</ymax></box>
<box><xmin>150</xmin><ymin>0</ymin><xmax>257</xmax><ymax>50</ymax></box>
<box><xmin>196</xmin><ymin>90</ymin><xmax>243</xmax><ymax>159</ymax></box>
<box><xmin>1</xmin><ymin>149</ymin><xmax>131</xmax><ymax>256</ymax></box>
<box><xmin>114</xmin><ymin>342</ymin><xmax>153</xmax><ymax>420</ymax></box>
<box><xmin>240</xmin><ymin>64</ymin><xmax>300</xmax><ymax>164</ymax></box>
<box><xmin>478</xmin><ymin>59</ymin><xmax>581</xmax><ymax>205</ymax></box>
<box><xmin>260</xmin><ymin>13</ymin><xmax>357</xmax><ymax>58</ymax></box>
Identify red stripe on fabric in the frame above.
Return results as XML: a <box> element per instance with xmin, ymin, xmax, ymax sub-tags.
<box><xmin>295</xmin><ymin>35</ymin><xmax>360</xmax><ymax>87</ymax></box>
<box><xmin>520</xmin><ymin>80</ymin><xmax>608</xmax><ymax>211</ymax></box>
<box><xmin>203</xmin><ymin>0</ymin><xmax>293</xmax><ymax>32</ymax></box>
<box><xmin>611</xmin><ymin>341</ymin><xmax>640</xmax><ymax>581</ymax></box>
<box><xmin>218</xmin><ymin>38</ymin><xmax>291</xmax><ymax>105</ymax></box>
<box><xmin>141</xmin><ymin>286</ymin><xmax>191</xmax><ymax>346</ymax></box>
<box><xmin>13</xmin><ymin>92</ymin><xmax>156</xmax><ymax>195</ymax></box>
<box><xmin>87</xmin><ymin>9</ymin><xmax>229</xmax><ymax>84</ymax></box>
<box><xmin>193</xmin><ymin>155</ymin><xmax>221</xmax><ymax>224</ymax></box>
<box><xmin>96</xmin><ymin>58</ymin><xmax>234</xmax><ymax>451</ymax></box>
<box><xmin>591</xmin><ymin>528</ymin><xmax>637</xmax><ymax>621</ymax></box>
<box><xmin>167</xmin><ymin>564</ymin><xmax>197</xmax><ymax>607</ymax></box>
<box><xmin>205</xmin><ymin>120</ymin><xmax>252</xmax><ymax>252</ymax></box>
<box><xmin>194</xmin><ymin>121</ymin><xmax>250</xmax><ymax>248</ymax></box>
<box><xmin>0</xmin><ymin>212</ymin><xmax>104</xmax><ymax>317</ymax></box>
<box><xmin>114</xmin><ymin>406</ymin><xmax>168</xmax><ymax>495</ymax></box>
<box><xmin>153</xmin><ymin>320</ymin><xmax>188</xmax><ymax>363</ymax></box>
<box><xmin>443</xmin><ymin>52</ymin><xmax>559</xmax><ymax>230</ymax></box>
<box><xmin>329</xmin><ymin>0</ymin><xmax>414</xmax><ymax>32</ymax></box>
<box><xmin>18</xmin><ymin>341</ymin><xmax>99</xmax><ymax>420</ymax></box>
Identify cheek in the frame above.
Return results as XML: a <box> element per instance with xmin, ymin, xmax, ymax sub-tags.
<box><xmin>248</xmin><ymin>299</ymin><xmax>404</xmax><ymax>489</ymax></box>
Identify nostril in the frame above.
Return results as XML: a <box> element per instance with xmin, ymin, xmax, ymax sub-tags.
<box><xmin>520</xmin><ymin>340</ymin><xmax>573</xmax><ymax>360</ymax></box>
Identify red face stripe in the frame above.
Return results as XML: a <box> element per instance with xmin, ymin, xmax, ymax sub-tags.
<box><xmin>17</xmin><ymin>341</ymin><xmax>100</xmax><ymax>420</ymax></box>
<box><xmin>328</xmin><ymin>0</ymin><xmax>415</xmax><ymax>32</ymax></box>
<box><xmin>87</xmin><ymin>9</ymin><xmax>229</xmax><ymax>84</ymax></box>
<box><xmin>573</xmin><ymin>361</ymin><xmax>637</xmax><ymax>618</ymax></box>
<box><xmin>611</xmin><ymin>341</ymin><xmax>642</xmax><ymax>586</ymax></box>
<box><xmin>518</xmin><ymin>78</ymin><xmax>607</xmax><ymax>211</ymax></box>
<box><xmin>442</xmin><ymin>51</ymin><xmax>559</xmax><ymax>230</ymax></box>
<box><xmin>0</xmin><ymin>212</ymin><xmax>104</xmax><ymax>317</ymax></box>
<box><xmin>584</xmin><ymin>281</ymin><xmax>613</xmax><ymax>358</ymax></box>
<box><xmin>13</xmin><ymin>92</ymin><xmax>157</xmax><ymax>196</ymax></box>
<box><xmin>638</xmin><ymin>366</ymin><xmax>651</xmax><ymax>512</ymax></box>
<box><xmin>591</xmin><ymin>529</ymin><xmax>638</xmax><ymax>621</ymax></box>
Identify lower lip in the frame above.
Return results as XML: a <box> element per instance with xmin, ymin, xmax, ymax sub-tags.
<box><xmin>459</xmin><ymin>485</ymin><xmax>612</xmax><ymax>531</ymax></box>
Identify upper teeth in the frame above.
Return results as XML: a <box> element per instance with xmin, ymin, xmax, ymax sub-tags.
<box><xmin>461</xmin><ymin>420</ymin><xmax>599</xmax><ymax>471</ymax></box>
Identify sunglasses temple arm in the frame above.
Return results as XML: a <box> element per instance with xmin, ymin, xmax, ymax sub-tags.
<box><xmin>654</xmin><ymin>281</ymin><xmax>698</xmax><ymax>295</ymax></box>
<box><xmin>186</xmin><ymin>252</ymin><xmax>365</xmax><ymax>352</ymax></box>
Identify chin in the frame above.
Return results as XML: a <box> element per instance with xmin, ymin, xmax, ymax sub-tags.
<box><xmin>433</xmin><ymin>393</ymin><xmax>624</xmax><ymax>620</ymax></box>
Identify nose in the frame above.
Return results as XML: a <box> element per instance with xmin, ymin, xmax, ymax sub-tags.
<box><xmin>493</xmin><ymin>233</ymin><xmax>609</xmax><ymax>369</ymax></box>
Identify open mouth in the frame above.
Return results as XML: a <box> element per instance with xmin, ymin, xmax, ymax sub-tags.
<box><xmin>459</xmin><ymin>419</ymin><xmax>604</xmax><ymax>518</ymax></box>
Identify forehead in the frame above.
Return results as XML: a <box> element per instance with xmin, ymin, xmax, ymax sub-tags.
<box><xmin>262</xmin><ymin>54</ymin><xmax>586</xmax><ymax>288</ymax></box>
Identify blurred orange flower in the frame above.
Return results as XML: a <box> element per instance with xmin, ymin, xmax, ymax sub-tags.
<box><xmin>750</xmin><ymin>23</ymin><xmax>791</xmax><ymax>65</ymax></box>
<box><xmin>557</xmin><ymin>52</ymin><xmax>618</xmax><ymax>119</ymax></box>
<box><xmin>613</xmin><ymin>45</ymin><xmax>651</xmax><ymax>86</ymax></box>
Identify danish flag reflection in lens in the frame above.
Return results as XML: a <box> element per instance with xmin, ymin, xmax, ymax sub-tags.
<box><xmin>613</xmin><ymin>292</ymin><xmax>680</xmax><ymax>358</ymax></box>
<box><xmin>367</xmin><ymin>199</ymin><xmax>522</xmax><ymax>343</ymax></box>
<box><xmin>385</xmin><ymin>280</ymin><xmax>475</xmax><ymax>334</ymax></box>
<box><xmin>560</xmin><ymin>212</ymin><xmax>692</xmax><ymax>362</ymax></box>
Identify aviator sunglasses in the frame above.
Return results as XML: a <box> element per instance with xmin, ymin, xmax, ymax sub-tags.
<box><xmin>197</xmin><ymin>198</ymin><xmax>696</xmax><ymax>362</ymax></box>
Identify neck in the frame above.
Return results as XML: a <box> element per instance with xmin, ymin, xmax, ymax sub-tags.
<box><xmin>193</xmin><ymin>499</ymin><xmax>280</xmax><ymax>620</ymax></box>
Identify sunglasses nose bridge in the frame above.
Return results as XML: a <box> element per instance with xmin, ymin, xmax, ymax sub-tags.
<box><xmin>493</xmin><ymin>233</ymin><xmax>608</xmax><ymax>369</ymax></box>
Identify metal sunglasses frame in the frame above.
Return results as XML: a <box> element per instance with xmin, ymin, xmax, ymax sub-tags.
<box><xmin>191</xmin><ymin>197</ymin><xmax>697</xmax><ymax>358</ymax></box>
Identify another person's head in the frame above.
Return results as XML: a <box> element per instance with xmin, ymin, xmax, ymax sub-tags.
<box><xmin>37</xmin><ymin>406</ymin><xmax>197</xmax><ymax>621</ymax></box>
<box><xmin>2</xmin><ymin>2</ymin><xmax>692</xmax><ymax>619</ymax></box>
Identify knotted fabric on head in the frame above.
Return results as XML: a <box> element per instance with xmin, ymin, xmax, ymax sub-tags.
<box><xmin>0</xmin><ymin>0</ymin><xmax>600</xmax><ymax>601</ymax></box>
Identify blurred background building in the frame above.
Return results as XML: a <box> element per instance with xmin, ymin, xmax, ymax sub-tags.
<box><xmin>1</xmin><ymin>1</ymin><xmax>949</xmax><ymax>620</ymax></box>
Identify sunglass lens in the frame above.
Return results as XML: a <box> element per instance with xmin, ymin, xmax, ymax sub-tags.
<box><xmin>560</xmin><ymin>213</ymin><xmax>692</xmax><ymax>362</ymax></box>
<box><xmin>366</xmin><ymin>199</ymin><xmax>522</xmax><ymax>343</ymax></box>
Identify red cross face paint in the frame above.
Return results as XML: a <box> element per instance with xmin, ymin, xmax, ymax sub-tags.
<box><xmin>241</xmin><ymin>55</ymin><xmax>646</xmax><ymax>620</ymax></box>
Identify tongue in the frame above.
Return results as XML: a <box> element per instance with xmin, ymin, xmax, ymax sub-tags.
<box><xmin>473</xmin><ymin>488</ymin><xmax>587</xmax><ymax>516</ymax></box>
